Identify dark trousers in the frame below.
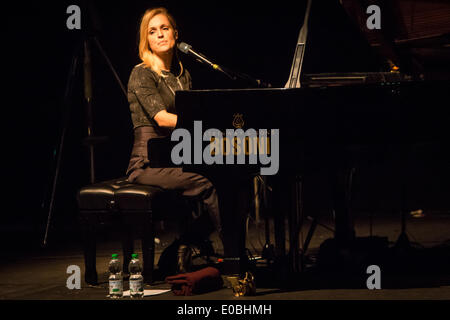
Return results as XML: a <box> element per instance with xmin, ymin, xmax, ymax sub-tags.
<box><xmin>132</xmin><ymin>166</ymin><xmax>223</xmax><ymax>242</ymax></box>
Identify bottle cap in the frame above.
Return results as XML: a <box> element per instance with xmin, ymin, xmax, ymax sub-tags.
<box><xmin>112</xmin><ymin>254</ymin><xmax>118</xmax><ymax>259</ymax></box>
<box><xmin>132</xmin><ymin>253</ymin><xmax>138</xmax><ymax>259</ymax></box>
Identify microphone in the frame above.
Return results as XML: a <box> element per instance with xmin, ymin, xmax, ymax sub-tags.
<box><xmin>177</xmin><ymin>42</ymin><xmax>223</xmax><ymax>72</ymax></box>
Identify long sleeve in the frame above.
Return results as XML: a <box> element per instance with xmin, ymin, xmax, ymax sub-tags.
<box><xmin>128</xmin><ymin>65</ymin><xmax>167</xmax><ymax>126</ymax></box>
<box><xmin>127</xmin><ymin>64</ymin><xmax>191</xmax><ymax>129</ymax></box>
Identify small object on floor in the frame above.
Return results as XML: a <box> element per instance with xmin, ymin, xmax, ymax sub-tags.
<box><xmin>122</xmin><ymin>289</ymin><xmax>171</xmax><ymax>297</ymax></box>
<box><xmin>165</xmin><ymin>267</ymin><xmax>223</xmax><ymax>296</ymax></box>
<box><xmin>128</xmin><ymin>253</ymin><xmax>144</xmax><ymax>298</ymax></box>
<box><xmin>227</xmin><ymin>272</ymin><xmax>256</xmax><ymax>297</ymax></box>
<box><xmin>108</xmin><ymin>254</ymin><xmax>123</xmax><ymax>299</ymax></box>
<box><xmin>410</xmin><ymin>209</ymin><xmax>425</xmax><ymax>218</ymax></box>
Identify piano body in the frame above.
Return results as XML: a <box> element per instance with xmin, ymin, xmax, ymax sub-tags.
<box><xmin>149</xmin><ymin>0</ymin><xmax>450</xmax><ymax>276</ymax></box>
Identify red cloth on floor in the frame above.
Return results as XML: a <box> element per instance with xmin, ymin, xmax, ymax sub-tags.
<box><xmin>165</xmin><ymin>267</ymin><xmax>223</xmax><ymax>296</ymax></box>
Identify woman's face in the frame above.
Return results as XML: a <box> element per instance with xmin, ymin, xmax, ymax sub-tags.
<box><xmin>147</xmin><ymin>13</ymin><xmax>178</xmax><ymax>56</ymax></box>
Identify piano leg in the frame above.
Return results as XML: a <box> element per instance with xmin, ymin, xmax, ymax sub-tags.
<box><xmin>270</xmin><ymin>173</ymin><xmax>300</xmax><ymax>273</ymax></box>
<box><xmin>260</xmin><ymin>176</ymin><xmax>276</xmax><ymax>263</ymax></box>
<box><xmin>270</xmin><ymin>174</ymin><xmax>286</xmax><ymax>260</ymax></box>
<box><xmin>215</xmin><ymin>176</ymin><xmax>253</xmax><ymax>276</ymax></box>
<box><xmin>329</xmin><ymin>152</ymin><xmax>356</xmax><ymax>245</ymax></box>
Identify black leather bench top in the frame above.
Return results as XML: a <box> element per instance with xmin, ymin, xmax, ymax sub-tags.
<box><xmin>77</xmin><ymin>177</ymin><xmax>164</xmax><ymax>211</ymax></box>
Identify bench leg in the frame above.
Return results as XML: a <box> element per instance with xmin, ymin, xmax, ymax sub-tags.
<box><xmin>121</xmin><ymin>225</ymin><xmax>134</xmax><ymax>273</ymax></box>
<box><xmin>79</xmin><ymin>213</ymin><xmax>98</xmax><ymax>285</ymax></box>
<box><xmin>142</xmin><ymin>213</ymin><xmax>155</xmax><ymax>284</ymax></box>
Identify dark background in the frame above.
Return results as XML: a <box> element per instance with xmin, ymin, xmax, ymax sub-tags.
<box><xmin>3</xmin><ymin>0</ymin><xmax>448</xmax><ymax>252</ymax></box>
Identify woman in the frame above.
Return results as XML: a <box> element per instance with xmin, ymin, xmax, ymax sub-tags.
<box><xmin>126</xmin><ymin>7</ymin><xmax>222</xmax><ymax>274</ymax></box>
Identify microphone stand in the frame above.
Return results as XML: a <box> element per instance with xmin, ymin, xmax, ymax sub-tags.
<box><xmin>42</xmin><ymin>27</ymin><xmax>127</xmax><ymax>247</ymax></box>
<box><xmin>215</xmin><ymin>64</ymin><xmax>272</xmax><ymax>88</ymax></box>
<box><xmin>187</xmin><ymin>50</ymin><xmax>271</xmax><ymax>88</ymax></box>
<box><xmin>178</xmin><ymin>41</ymin><xmax>271</xmax><ymax>88</ymax></box>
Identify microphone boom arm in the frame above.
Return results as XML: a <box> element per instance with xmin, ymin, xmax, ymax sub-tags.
<box><xmin>177</xmin><ymin>42</ymin><xmax>271</xmax><ymax>88</ymax></box>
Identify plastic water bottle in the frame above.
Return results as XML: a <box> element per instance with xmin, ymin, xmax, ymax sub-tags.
<box><xmin>128</xmin><ymin>253</ymin><xmax>144</xmax><ymax>298</ymax></box>
<box><xmin>108</xmin><ymin>254</ymin><xmax>123</xmax><ymax>298</ymax></box>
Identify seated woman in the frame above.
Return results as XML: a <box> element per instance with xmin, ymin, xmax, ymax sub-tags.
<box><xmin>126</xmin><ymin>7</ymin><xmax>222</xmax><ymax>275</ymax></box>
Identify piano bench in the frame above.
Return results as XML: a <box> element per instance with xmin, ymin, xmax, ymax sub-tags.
<box><xmin>77</xmin><ymin>177</ymin><xmax>165</xmax><ymax>286</ymax></box>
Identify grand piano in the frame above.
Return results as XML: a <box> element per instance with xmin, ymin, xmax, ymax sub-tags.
<box><xmin>149</xmin><ymin>0</ymin><xmax>450</xmax><ymax>276</ymax></box>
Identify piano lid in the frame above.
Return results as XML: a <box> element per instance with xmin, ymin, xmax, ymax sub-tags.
<box><xmin>339</xmin><ymin>0</ymin><xmax>450</xmax><ymax>76</ymax></box>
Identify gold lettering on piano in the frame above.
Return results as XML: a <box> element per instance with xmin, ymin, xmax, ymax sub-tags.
<box><xmin>171</xmin><ymin>121</ymin><xmax>280</xmax><ymax>175</ymax></box>
<box><xmin>209</xmin><ymin>136</ymin><xmax>271</xmax><ymax>156</ymax></box>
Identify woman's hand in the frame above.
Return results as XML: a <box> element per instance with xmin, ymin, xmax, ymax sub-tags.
<box><xmin>154</xmin><ymin>110</ymin><xmax>178</xmax><ymax>128</ymax></box>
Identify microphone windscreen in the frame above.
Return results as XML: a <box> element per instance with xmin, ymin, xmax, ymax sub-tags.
<box><xmin>177</xmin><ymin>42</ymin><xmax>191</xmax><ymax>54</ymax></box>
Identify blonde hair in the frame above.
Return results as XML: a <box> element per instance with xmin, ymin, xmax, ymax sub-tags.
<box><xmin>138</xmin><ymin>7</ymin><xmax>183</xmax><ymax>77</ymax></box>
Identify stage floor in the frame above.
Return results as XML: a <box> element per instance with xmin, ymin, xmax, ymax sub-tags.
<box><xmin>1</xmin><ymin>211</ymin><xmax>449</xmax><ymax>300</ymax></box>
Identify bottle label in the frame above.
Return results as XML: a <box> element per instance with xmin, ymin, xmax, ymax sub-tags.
<box><xmin>130</xmin><ymin>279</ymin><xmax>144</xmax><ymax>293</ymax></box>
<box><xmin>109</xmin><ymin>280</ymin><xmax>123</xmax><ymax>295</ymax></box>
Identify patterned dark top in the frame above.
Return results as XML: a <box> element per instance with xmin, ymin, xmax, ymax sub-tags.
<box><xmin>125</xmin><ymin>63</ymin><xmax>192</xmax><ymax>179</ymax></box>
<box><xmin>127</xmin><ymin>63</ymin><xmax>192</xmax><ymax>130</ymax></box>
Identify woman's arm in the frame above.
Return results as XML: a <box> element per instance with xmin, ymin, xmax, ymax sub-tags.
<box><xmin>128</xmin><ymin>66</ymin><xmax>179</xmax><ymax>129</ymax></box>
<box><xmin>154</xmin><ymin>110</ymin><xmax>178</xmax><ymax>128</ymax></box>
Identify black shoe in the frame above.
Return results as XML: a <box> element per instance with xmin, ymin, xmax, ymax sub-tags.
<box><xmin>157</xmin><ymin>239</ymin><xmax>180</xmax><ymax>277</ymax></box>
<box><xmin>198</xmin><ymin>240</ymin><xmax>216</xmax><ymax>258</ymax></box>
